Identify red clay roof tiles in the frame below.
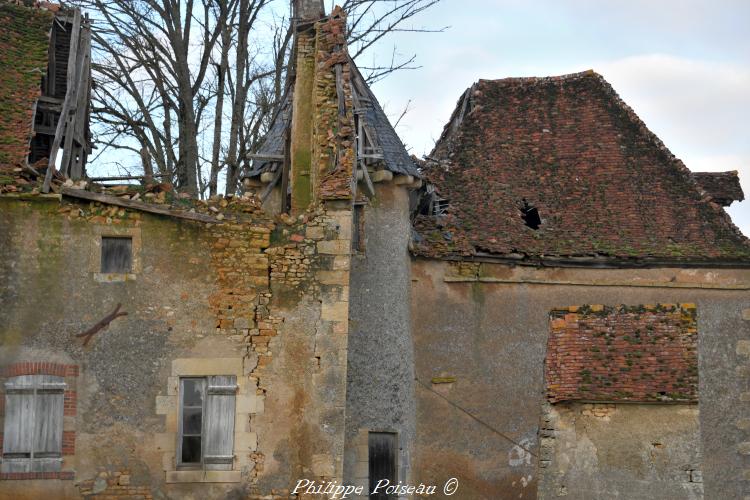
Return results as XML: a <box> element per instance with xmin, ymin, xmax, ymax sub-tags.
<box><xmin>414</xmin><ymin>71</ymin><xmax>750</xmax><ymax>264</ymax></box>
<box><xmin>0</xmin><ymin>2</ymin><xmax>53</xmax><ymax>170</ymax></box>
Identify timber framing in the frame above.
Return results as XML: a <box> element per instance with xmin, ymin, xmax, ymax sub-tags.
<box><xmin>41</xmin><ymin>8</ymin><xmax>93</xmax><ymax>192</ymax></box>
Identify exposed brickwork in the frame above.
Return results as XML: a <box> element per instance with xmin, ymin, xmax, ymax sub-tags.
<box><xmin>545</xmin><ymin>304</ymin><xmax>698</xmax><ymax>403</ymax></box>
<box><xmin>415</xmin><ymin>71</ymin><xmax>750</xmax><ymax>262</ymax></box>
<box><xmin>314</xmin><ymin>7</ymin><xmax>355</xmax><ymax>201</ymax></box>
<box><xmin>63</xmin><ymin>389</ymin><xmax>77</xmax><ymax>416</ymax></box>
<box><xmin>0</xmin><ymin>361</ymin><xmax>77</xmax><ymax>377</ymax></box>
<box><xmin>62</xmin><ymin>430</ymin><xmax>75</xmax><ymax>456</ymax></box>
<box><xmin>78</xmin><ymin>470</ymin><xmax>153</xmax><ymax>498</ymax></box>
<box><xmin>0</xmin><ymin>471</ymin><xmax>74</xmax><ymax>480</ymax></box>
<box><xmin>0</xmin><ymin>3</ymin><xmax>53</xmax><ymax>170</ymax></box>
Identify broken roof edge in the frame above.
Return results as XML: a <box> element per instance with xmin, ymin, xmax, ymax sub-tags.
<box><xmin>243</xmin><ymin>55</ymin><xmax>421</xmax><ymax>182</ymax></box>
<box><xmin>424</xmin><ymin>69</ymin><xmax>750</xmax><ymax>252</ymax></box>
<box><xmin>691</xmin><ymin>171</ymin><xmax>745</xmax><ymax>206</ymax></box>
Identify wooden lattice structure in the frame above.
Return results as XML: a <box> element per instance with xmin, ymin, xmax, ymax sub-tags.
<box><xmin>39</xmin><ymin>8</ymin><xmax>92</xmax><ymax>191</ymax></box>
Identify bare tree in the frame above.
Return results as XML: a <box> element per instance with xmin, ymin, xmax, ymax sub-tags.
<box><xmin>78</xmin><ymin>0</ymin><xmax>443</xmax><ymax>197</ymax></box>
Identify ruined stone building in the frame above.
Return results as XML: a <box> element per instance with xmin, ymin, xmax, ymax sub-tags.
<box><xmin>1</xmin><ymin>1</ymin><xmax>750</xmax><ymax>499</ymax></box>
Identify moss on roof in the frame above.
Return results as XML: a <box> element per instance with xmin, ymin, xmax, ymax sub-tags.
<box><xmin>414</xmin><ymin>71</ymin><xmax>750</xmax><ymax>264</ymax></box>
<box><xmin>0</xmin><ymin>2</ymin><xmax>53</xmax><ymax>168</ymax></box>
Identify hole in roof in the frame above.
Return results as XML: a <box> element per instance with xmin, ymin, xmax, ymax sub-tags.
<box><xmin>520</xmin><ymin>199</ymin><xmax>541</xmax><ymax>230</ymax></box>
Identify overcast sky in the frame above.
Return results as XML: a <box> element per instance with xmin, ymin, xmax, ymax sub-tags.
<box><xmin>363</xmin><ymin>0</ymin><xmax>750</xmax><ymax>236</ymax></box>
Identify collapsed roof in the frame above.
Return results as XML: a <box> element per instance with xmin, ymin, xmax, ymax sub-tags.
<box><xmin>412</xmin><ymin>70</ymin><xmax>750</xmax><ymax>265</ymax></box>
<box><xmin>242</xmin><ymin>57</ymin><xmax>420</xmax><ymax>184</ymax></box>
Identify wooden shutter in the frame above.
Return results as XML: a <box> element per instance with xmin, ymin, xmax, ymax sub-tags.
<box><xmin>101</xmin><ymin>237</ymin><xmax>132</xmax><ymax>273</ymax></box>
<box><xmin>2</xmin><ymin>376</ymin><xmax>35</xmax><ymax>473</ymax></box>
<box><xmin>33</xmin><ymin>375</ymin><xmax>65</xmax><ymax>472</ymax></box>
<box><xmin>2</xmin><ymin>375</ymin><xmax>65</xmax><ymax>473</ymax></box>
<box><xmin>203</xmin><ymin>375</ymin><xmax>236</xmax><ymax>470</ymax></box>
<box><xmin>368</xmin><ymin>432</ymin><xmax>397</xmax><ymax>500</ymax></box>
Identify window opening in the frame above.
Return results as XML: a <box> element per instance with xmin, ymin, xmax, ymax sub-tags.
<box><xmin>101</xmin><ymin>236</ymin><xmax>133</xmax><ymax>273</ymax></box>
<box><xmin>352</xmin><ymin>204</ymin><xmax>365</xmax><ymax>253</ymax></box>
<box><xmin>2</xmin><ymin>374</ymin><xmax>66</xmax><ymax>473</ymax></box>
<box><xmin>177</xmin><ymin>376</ymin><xmax>237</xmax><ymax>470</ymax></box>
<box><xmin>520</xmin><ymin>198</ymin><xmax>541</xmax><ymax>229</ymax></box>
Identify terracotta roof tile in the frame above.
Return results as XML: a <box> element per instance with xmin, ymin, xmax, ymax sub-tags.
<box><xmin>0</xmin><ymin>2</ymin><xmax>53</xmax><ymax>170</ymax></box>
<box><xmin>691</xmin><ymin>171</ymin><xmax>744</xmax><ymax>207</ymax></box>
<box><xmin>414</xmin><ymin>71</ymin><xmax>750</xmax><ymax>264</ymax></box>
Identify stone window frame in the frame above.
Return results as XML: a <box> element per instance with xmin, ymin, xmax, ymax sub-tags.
<box><xmin>90</xmin><ymin>226</ymin><xmax>142</xmax><ymax>283</ymax></box>
<box><xmin>0</xmin><ymin>363</ymin><xmax>78</xmax><ymax>481</ymax></box>
<box><xmin>155</xmin><ymin>358</ymin><xmax>261</xmax><ymax>484</ymax></box>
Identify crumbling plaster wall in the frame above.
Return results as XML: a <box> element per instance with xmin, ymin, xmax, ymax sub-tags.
<box><xmin>539</xmin><ymin>402</ymin><xmax>702</xmax><ymax>500</ymax></box>
<box><xmin>344</xmin><ymin>183</ymin><xmax>416</xmax><ymax>493</ymax></box>
<box><xmin>410</xmin><ymin>259</ymin><xmax>750</xmax><ymax>500</ymax></box>
<box><xmin>0</xmin><ymin>194</ymin><xmax>353</xmax><ymax>499</ymax></box>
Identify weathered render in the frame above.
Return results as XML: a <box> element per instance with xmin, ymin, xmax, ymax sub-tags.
<box><xmin>407</xmin><ymin>71</ymin><xmax>750</xmax><ymax>500</ymax></box>
<box><xmin>2</xmin><ymin>2</ymin><xmax>750</xmax><ymax>499</ymax></box>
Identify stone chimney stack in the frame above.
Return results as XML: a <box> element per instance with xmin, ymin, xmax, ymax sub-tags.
<box><xmin>293</xmin><ymin>0</ymin><xmax>325</xmax><ymax>21</ymax></box>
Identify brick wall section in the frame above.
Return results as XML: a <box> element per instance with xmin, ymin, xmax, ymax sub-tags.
<box><xmin>0</xmin><ymin>471</ymin><xmax>75</xmax><ymax>480</ymax></box>
<box><xmin>0</xmin><ymin>3</ymin><xmax>53</xmax><ymax>169</ymax></box>
<box><xmin>314</xmin><ymin>7</ymin><xmax>355</xmax><ymax>200</ymax></box>
<box><xmin>545</xmin><ymin>304</ymin><xmax>698</xmax><ymax>403</ymax></box>
<box><xmin>0</xmin><ymin>362</ymin><xmax>77</xmax><ymax>377</ymax></box>
<box><xmin>64</xmin><ymin>389</ymin><xmax>77</xmax><ymax>416</ymax></box>
<box><xmin>62</xmin><ymin>431</ymin><xmax>75</xmax><ymax>456</ymax></box>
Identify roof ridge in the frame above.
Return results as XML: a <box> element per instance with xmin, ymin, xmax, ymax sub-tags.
<box><xmin>478</xmin><ymin>69</ymin><xmax>599</xmax><ymax>85</ymax></box>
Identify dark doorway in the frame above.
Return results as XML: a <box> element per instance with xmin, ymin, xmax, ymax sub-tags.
<box><xmin>369</xmin><ymin>432</ymin><xmax>397</xmax><ymax>499</ymax></box>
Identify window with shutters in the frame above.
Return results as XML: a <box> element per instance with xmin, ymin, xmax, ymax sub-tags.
<box><xmin>177</xmin><ymin>376</ymin><xmax>237</xmax><ymax>470</ymax></box>
<box><xmin>1</xmin><ymin>375</ymin><xmax>66</xmax><ymax>474</ymax></box>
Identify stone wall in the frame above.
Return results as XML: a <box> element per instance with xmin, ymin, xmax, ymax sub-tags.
<box><xmin>0</xmin><ymin>192</ymin><xmax>353</xmax><ymax>499</ymax></box>
<box><xmin>410</xmin><ymin>259</ymin><xmax>750</xmax><ymax>500</ymax></box>
<box><xmin>539</xmin><ymin>402</ymin><xmax>703</xmax><ymax>500</ymax></box>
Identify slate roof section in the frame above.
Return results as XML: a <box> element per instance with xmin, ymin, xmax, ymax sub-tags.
<box><xmin>691</xmin><ymin>171</ymin><xmax>744</xmax><ymax>207</ymax></box>
<box><xmin>244</xmin><ymin>89</ymin><xmax>292</xmax><ymax>178</ymax></box>
<box><xmin>0</xmin><ymin>2</ymin><xmax>53</xmax><ymax>169</ymax></box>
<box><xmin>243</xmin><ymin>58</ymin><xmax>420</xmax><ymax>180</ymax></box>
<box><xmin>349</xmin><ymin>61</ymin><xmax>420</xmax><ymax>178</ymax></box>
<box><xmin>413</xmin><ymin>70</ymin><xmax>750</xmax><ymax>264</ymax></box>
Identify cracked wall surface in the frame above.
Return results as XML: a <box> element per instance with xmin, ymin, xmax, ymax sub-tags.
<box><xmin>0</xmin><ymin>193</ymin><xmax>352</xmax><ymax>499</ymax></box>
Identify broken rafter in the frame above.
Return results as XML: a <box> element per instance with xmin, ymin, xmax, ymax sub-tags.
<box><xmin>61</xmin><ymin>187</ymin><xmax>220</xmax><ymax>223</ymax></box>
<box><xmin>88</xmin><ymin>173</ymin><xmax>170</xmax><ymax>182</ymax></box>
<box><xmin>43</xmin><ymin>9</ymin><xmax>82</xmax><ymax>193</ymax></box>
